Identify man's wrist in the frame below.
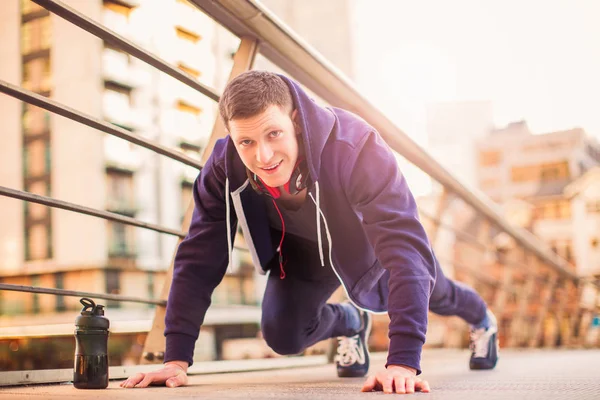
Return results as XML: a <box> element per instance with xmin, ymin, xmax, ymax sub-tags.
<box><xmin>164</xmin><ymin>360</ymin><xmax>189</xmax><ymax>373</ymax></box>
<box><xmin>386</xmin><ymin>364</ymin><xmax>417</xmax><ymax>375</ymax></box>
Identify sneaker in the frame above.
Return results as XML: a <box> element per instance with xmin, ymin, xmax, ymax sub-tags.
<box><xmin>469</xmin><ymin>309</ymin><xmax>499</xmax><ymax>370</ymax></box>
<box><xmin>336</xmin><ymin>303</ymin><xmax>371</xmax><ymax>378</ymax></box>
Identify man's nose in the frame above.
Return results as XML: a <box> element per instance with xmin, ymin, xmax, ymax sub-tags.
<box><xmin>256</xmin><ymin>142</ymin><xmax>274</xmax><ymax>164</ymax></box>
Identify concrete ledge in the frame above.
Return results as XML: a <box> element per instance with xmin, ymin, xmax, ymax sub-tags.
<box><xmin>0</xmin><ymin>354</ymin><xmax>330</xmax><ymax>387</ymax></box>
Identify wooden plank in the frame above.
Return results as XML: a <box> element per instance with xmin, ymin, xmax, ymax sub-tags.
<box><xmin>140</xmin><ymin>37</ymin><xmax>258</xmax><ymax>364</ymax></box>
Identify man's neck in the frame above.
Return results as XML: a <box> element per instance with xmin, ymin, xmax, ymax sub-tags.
<box><xmin>276</xmin><ymin>187</ymin><xmax>308</xmax><ymax>210</ymax></box>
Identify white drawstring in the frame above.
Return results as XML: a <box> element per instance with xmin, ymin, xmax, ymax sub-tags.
<box><xmin>225</xmin><ymin>178</ymin><xmax>232</xmax><ymax>273</ymax></box>
<box><xmin>315</xmin><ymin>182</ymin><xmax>324</xmax><ymax>266</ymax></box>
<box><xmin>309</xmin><ymin>181</ymin><xmax>333</xmax><ymax>268</ymax></box>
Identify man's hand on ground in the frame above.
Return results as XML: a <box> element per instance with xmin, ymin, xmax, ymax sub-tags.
<box><xmin>361</xmin><ymin>364</ymin><xmax>430</xmax><ymax>394</ymax></box>
<box><xmin>120</xmin><ymin>361</ymin><xmax>189</xmax><ymax>388</ymax></box>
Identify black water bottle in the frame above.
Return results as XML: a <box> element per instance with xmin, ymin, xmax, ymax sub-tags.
<box><xmin>73</xmin><ymin>298</ymin><xmax>110</xmax><ymax>389</ymax></box>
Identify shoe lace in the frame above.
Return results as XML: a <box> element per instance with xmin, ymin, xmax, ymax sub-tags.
<box><xmin>470</xmin><ymin>327</ymin><xmax>492</xmax><ymax>358</ymax></box>
<box><xmin>336</xmin><ymin>335</ymin><xmax>364</xmax><ymax>366</ymax></box>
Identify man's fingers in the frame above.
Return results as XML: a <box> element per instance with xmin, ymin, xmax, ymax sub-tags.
<box><xmin>360</xmin><ymin>375</ymin><xmax>377</xmax><ymax>392</ymax></box>
<box><xmin>166</xmin><ymin>374</ymin><xmax>184</xmax><ymax>388</ymax></box>
<box><xmin>166</xmin><ymin>369</ymin><xmax>187</xmax><ymax>388</ymax></box>
<box><xmin>122</xmin><ymin>373</ymin><xmax>145</xmax><ymax>388</ymax></box>
<box><xmin>405</xmin><ymin>377</ymin><xmax>415</xmax><ymax>394</ymax></box>
<box><xmin>393</xmin><ymin>376</ymin><xmax>406</xmax><ymax>394</ymax></box>
<box><xmin>135</xmin><ymin>372</ymin><xmax>158</xmax><ymax>388</ymax></box>
<box><xmin>382</xmin><ymin>376</ymin><xmax>394</xmax><ymax>394</ymax></box>
<box><xmin>415</xmin><ymin>379</ymin><xmax>431</xmax><ymax>393</ymax></box>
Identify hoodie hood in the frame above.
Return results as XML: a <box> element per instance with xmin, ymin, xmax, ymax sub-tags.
<box><xmin>277</xmin><ymin>74</ymin><xmax>336</xmax><ymax>185</ymax></box>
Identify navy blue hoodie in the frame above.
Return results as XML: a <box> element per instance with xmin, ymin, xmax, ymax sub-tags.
<box><xmin>164</xmin><ymin>75</ymin><xmax>438</xmax><ymax>374</ymax></box>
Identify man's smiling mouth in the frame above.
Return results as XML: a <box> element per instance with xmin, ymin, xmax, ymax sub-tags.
<box><xmin>260</xmin><ymin>160</ymin><xmax>282</xmax><ymax>171</ymax></box>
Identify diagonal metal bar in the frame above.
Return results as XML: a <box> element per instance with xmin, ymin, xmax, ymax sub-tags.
<box><xmin>0</xmin><ymin>185</ymin><xmax>187</xmax><ymax>238</ymax></box>
<box><xmin>0</xmin><ymin>283</ymin><xmax>166</xmax><ymax>306</ymax></box>
<box><xmin>31</xmin><ymin>0</ymin><xmax>220</xmax><ymax>102</ymax></box>
<box><xmin>0</xmin><ymin>80</ymin><xmax>203</xmax><ymax>169</ymax></box>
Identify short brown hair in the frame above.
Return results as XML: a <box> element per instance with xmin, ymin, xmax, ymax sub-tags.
<box><xmin>218</xmin><ymin>71</ymin><xmax>293</xmax><ymax>130</ymax></box>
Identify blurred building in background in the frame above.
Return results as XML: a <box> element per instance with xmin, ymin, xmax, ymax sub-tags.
<box><xmin>476</xmin><ymin>121</ymin><xmax>600</xmax><ymax>276</ymax></box>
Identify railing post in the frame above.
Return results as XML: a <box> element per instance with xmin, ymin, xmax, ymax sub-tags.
<box><xmin>528</xmin><ymin>270</ymin><xmax>558</xmax><ymax>347</ymax></box>
<box><xmin>443</xmin><ymin>218</ymin><xmax>491</xmax><ymax>348</ymax></box>
<box><xmin>492</xmin><ymin>245</ymin><xmax>516</xmax><ymax>324</ymax></box>
<box><xmin>140</xmin><ymin>37</ymin><xmax>258</xmax><ymax>364</ymax></box>
<box><xmin>426</xmin><ymin>188</ymin><xmax>454</xmax><ymax>246</ymax></box>
<box><xmin>508</xmin><ymin>253</ymin><xmax>538</xmax><ymax>347</ymax></box>
<box><xmin>568</xmin><ymin>279</ymin><xmax>593</xmax><ymax>347</ymax></box>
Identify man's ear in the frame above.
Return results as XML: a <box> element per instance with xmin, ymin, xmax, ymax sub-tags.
<box><xmin>291</xmin><ymin>109</ymin><xmax>301</xmax><ymax>134</ymax></box>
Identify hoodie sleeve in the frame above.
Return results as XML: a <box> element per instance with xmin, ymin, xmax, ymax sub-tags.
<box><xmin>341</xmin><ymin>130</ymin><xmax>436</xmax><ymax>375</ymax></box>
<box><xmin>163</xmin><ymin>146</ymin><xmax>235</xmax><ymax>367</ymax></box>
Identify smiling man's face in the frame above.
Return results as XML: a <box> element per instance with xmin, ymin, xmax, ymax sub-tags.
<box><xmin>229</xmin><ymin>104</ymin><xmax>300</xmax><ymax>189</ymax></box>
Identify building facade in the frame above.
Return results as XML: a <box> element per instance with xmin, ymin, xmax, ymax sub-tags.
<box><xmin>476</xmin><ymin>121</ymin><xmax>600</xmax><ymax>274</ymax></box>
<box><xmin>0</xmin><ymin>0</ymin><xmax>253</xmax><ymax>321</ymax></box>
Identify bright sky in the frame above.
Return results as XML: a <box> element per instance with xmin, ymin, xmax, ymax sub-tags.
<box><xmin>353</xmin><ymin>0</ymin><xmax>600</xmax><ymax>143</ymax></box>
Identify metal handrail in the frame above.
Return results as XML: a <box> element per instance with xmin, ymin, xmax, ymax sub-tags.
<box><xmin>193</xmin><ymin>0</ymin><xmax>580</xmax><ymax>282</ymax></box>
<box><xmin>0</xmin><ymin>185</ymin><xmax>187</xmax><ymax>238</ymax></box>
<box><xmin>0</xmin><ymin>283</ymin><xmax>166</xmax><ymax>306</ymax></box>
<box><xmin>0</xmin><ymin>81</ymin><xmax>203</xmax><ymax>169</ymax></box>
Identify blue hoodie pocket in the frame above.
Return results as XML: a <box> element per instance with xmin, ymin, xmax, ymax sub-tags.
<box><xmin>350</xmin><ymin>260</ymin><xmax>388</xmax><ymax>311</ymax></box>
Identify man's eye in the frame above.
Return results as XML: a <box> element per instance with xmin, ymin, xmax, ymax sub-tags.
<box><xmin>240</xmin><ymin>140</ymin><xmax>252</xmax><ymax>146</ymax></box>
<box><xmin>269</xmin><ymin>131</ymin><xmax>282</xmax><ymax>138</ymax></box>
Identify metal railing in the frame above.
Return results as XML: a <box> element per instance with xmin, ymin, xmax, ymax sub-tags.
<box><xmin>1</xmin><ymin>0</ymin><xmax>599</xmax><ymax>387</ymax></box>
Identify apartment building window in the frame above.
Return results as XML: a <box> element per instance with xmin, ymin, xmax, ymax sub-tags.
<box><xmin>103</xmin><ymin>0</ymin><xmax>133</xmax><ymax>34</ymax></box>
<box><xmin>106</xmin><ymin>169</ymin><xmax>135</xmax><ymax>216</ymax></box>
<box><xmin>23</xmin><ymin>138</ymin><xmax>50</xmax><ymax>177</ymax></box>
<box><xmin>23</xmin><ymin>103</ymin><xmax>51</xmax><ymax>135</ymax></box>
<box><xmin>540</xmin><ymin>162</ymin><xmax>570</xmax><ymax>182</ymax></box>
<box><xmin>177</xmin><ymin>100</ymin><xmax>202</xmax><ymax>116</ymax></box>
<box><xmin>511</xmin><ymin>165</ymin><xmax>537</xmax><ymax>182</ymax></box>
<box><xmin>23</xmin><ymin>57</ymin><xmax>52</xmax><ymax>93</ymax></box>
<box><xmin>511</xmin><ymin>161</ymin><xmax>570</xmax><ymax>183</ymax></box>
<box><xmin>479</xmin><ymin>150</ymin><xmax>502</xmax><ymax>167</ymax></box>
<box><xmin>55</xmin><ymin>272</ymin><xmax>66</xmax><ymax>311</ymax></box>
<box><xmin>25</xmin><ymin>220</ymin><xmax>51</xmax><ymax>261</ymax></box>
<box><xmin>105</xmin><ymin>269</ymin><xmax>121</xmax><ymax>309</ymax></box>
<box><xmin>108</xmin><ymin>222</ymin><xmax>136</xmax><ymax>258</ymax></box>
<box><xmin>21</xmin><ymin>16</ymin><xmax>51</xmax><ymax>56</ymax></box>
<box><xmin>103</xmin><ymin>46</ymin><xmax>132</xmax><ymax>84</ymax></box>
<box><xmin>177</xmin><ymin>62</ymin><xmax>201</xmax><ymax>79</ymax></box>
<box><xmin>175</xmin><ymin>26</ymin><xmax>201</xmax><ymax>43</ymax></box>
<box><xmin>21</xmin><ymin>0</ymin><xmax>45</xmax><ymax>15</ymax></box>
<box><xmin>534</xmin><ymin>200</ymin><xmax>571</xmax><ymax>220</ymax></box>
<box><xmin>103</xmin><ymin>83</ymin><xmax>133</xmax><ymax>128</ymax></box>
<box><xmin>31</xmin><ymin>275</ymin><xmax>40</xmax><ymax>314</ymax></box>
<box><xmin>22</xmin><ymin>3</ymin><xmax>52</xmax><ymax>263</ymax></box>
<box><xmin>587</xmin><ymin>201</ymin><xmax>600</xmax><ymax>213</ymax></box>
